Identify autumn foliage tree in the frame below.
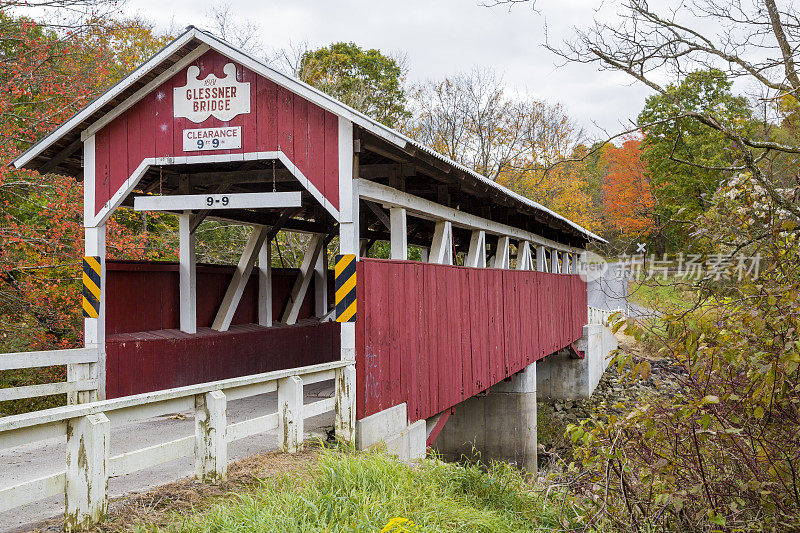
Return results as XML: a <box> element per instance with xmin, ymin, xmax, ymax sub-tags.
<box><xmin>601</xmin><ymin>136</ymin><xmax>654</xmax><ymax>242</ymax></box>
<box><xmin>0</xmin><ymin>12</ymin><xmax>175</xmax><ymax>352</ymax></box>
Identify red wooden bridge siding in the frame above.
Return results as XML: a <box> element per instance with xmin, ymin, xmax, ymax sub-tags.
<box><xmin>94</xmin><ymin>49</ymin><xmax>340</xmax><ymax>215</ymax></box>
<box><xmin>355</xmin><ymin>259</ymin><xmax>587</xmax><ymax>423</ymax></box>
<box><xmin>104</xmin><ymin>260</ymin><xmax>334</xmax><ymax>334</ymax></box>
<box><xmin>103</xmin><ymin>260</ymin><xmax>339</xmax><ymax>398</ymax></box>
<box><xmin>105</xmin><ymin>322</ymin><xmax>340</xmax><ymax>398</ymax></box>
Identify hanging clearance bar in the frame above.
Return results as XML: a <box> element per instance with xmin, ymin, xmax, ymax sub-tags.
<box><xmin>133</xmin><ymin>191</ymin><xmax>302</xmax><ymax>211</ymax></box>
<box><xmin>82</xmin><ymin>256</ymin><xmax>101</xmax><ymax>318</ymax></box>
<box><xmin>335</xmin><ymin>254</ymin><xmax>357</xmax><ymax>323</ymax></box>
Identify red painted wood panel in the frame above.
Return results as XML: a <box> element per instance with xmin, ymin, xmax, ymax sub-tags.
<box><xmin>256</xmin><ymin>76</ymin><xmax>278</xmax><ymax>152</ymax></box>
<box><xmin>355</xmin><ymin>259</ymin><xmax>588</xmax><ymax>423</ymax></box>
<box><xmin>323</xmin><ymin>111</ymin><xmax>339</xmax><ymax>209</ymax></box>
<box><xmin>105</xmin><ymin>260</ymin><xmax>325</xmax><ymax>334</ymax></box>
<box><xmin>94</xmin><ymin>125</ymin><xmax>111</xmax><ymax>213</ymax></box>
<box><xmin>105</xmin><ymin>321</ymin><xmax>340</xmax><ymax>398</ymax></box>
<box><xmin>153</xmin><ymin>78</ymin><xmax>173</xmax><ymax>157</ymax></box>
<box><xmin>92</xmin><ymin>50</ymin><xmax>339</xmax><ymax>217</ymax></box>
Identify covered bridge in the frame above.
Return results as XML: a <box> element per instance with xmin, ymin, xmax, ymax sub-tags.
<box><xmin>12</xmin><ymin>27</ymin><xmax>605</xmax><ymax>470</ymax></box>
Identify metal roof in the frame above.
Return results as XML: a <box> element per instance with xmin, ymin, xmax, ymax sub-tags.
<box><xmin>12</xmin><ymin>26</ymin><xmax>605</xmax><ymax>244</ymax></box>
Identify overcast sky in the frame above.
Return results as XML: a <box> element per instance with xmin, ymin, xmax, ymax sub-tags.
<box><xmin>122</xmin><ymin>0</ymin><xmax>655</xmax><ymax>139</ymax></box>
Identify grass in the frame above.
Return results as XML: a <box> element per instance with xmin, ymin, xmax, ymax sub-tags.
<box><xmin>628</xmin><ymin>275</ymin><xmax>696</xmax><ymax>312</ymax></box>
<box><xmin>135</xmin><ymin>446</ymin><xmax>579</xmax><ymax>533</ymax></box>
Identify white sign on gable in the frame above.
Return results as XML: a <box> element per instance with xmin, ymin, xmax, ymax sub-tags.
<box><xmin>173</xmin><ymin>62</ymin><xmax>250</xmax><ymax>123</ymax></box>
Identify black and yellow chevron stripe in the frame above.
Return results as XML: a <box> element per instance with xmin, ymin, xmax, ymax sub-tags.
<box><xmin>82</xmin><ymin>256</ymin><xmax>101</xmax><ymax>318</ymax></box>
<box><xmin>335</xmin><ymin>254</ymin><xmax>356</xmax><ymax>323</ymax></box>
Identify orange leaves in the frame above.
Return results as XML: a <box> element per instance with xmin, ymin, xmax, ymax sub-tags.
<box><xmin>601</xmin><ymin>136</ymin><xmax>655</xmax><ymax>237</ymax></box>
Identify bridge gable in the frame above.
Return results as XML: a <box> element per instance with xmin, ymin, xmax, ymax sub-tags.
<box><xmin>92</xmin><ymin>48</ymin><xmax>340</xmax><ymax>218</ymax></box>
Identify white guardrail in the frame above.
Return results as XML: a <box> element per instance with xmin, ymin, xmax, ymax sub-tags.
<box><xmin>588</xmin><ymin>306</ymin><xmax>624</xmax><ymax>326</ymax></box>
<box><xmin>0</xmin><ymin>348</ymin><xmax>100</xmax><ymax>404</ymax></box>
<box><xmin>0</xmin><ymin>360</ymin><xmax>354</xmax><ymax>531</ymax></box>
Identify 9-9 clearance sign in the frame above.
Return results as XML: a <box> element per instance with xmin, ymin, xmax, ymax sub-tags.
<box><xmin>174</xmin><ymin>62</ymin><xmax>251</xmax><ymax>151</ymax></box>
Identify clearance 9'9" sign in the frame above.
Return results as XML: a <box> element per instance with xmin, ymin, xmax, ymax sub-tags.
<box><xmin>174</xmin><ymin>62</ymin><xmax>250</xmax><ymax>150</ymax></box>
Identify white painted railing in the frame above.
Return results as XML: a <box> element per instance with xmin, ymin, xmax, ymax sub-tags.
<box><xmin>0</xmin><ymin>348</ymin><xmax>100</xmax><ymax>405</ymax></box>
<box><xmin>588</xmin><ymin>306</ymin><xmax>624</xmax><ymax>326</ymax></box>
<box><xmin>0</xmin><ymin>360</ymin><xmax>355</xmax><ymax>531</ymax></box>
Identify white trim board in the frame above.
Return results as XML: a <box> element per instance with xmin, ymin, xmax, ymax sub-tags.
<box><xmin>87</xmin><ymin>151</ymin><xmax>339</xmax><ymax>227</ymax></box>
<box><xmin>356</xmin><ymin>179</ymin><xmax>583</xmax><ymax>254</ymax></box>
<box><xmin>134</xmin><ymin>191</ymin><xmax>301</xmax><ymax>211</ymax></box>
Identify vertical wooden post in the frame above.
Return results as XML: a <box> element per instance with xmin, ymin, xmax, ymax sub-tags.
<box><xmin>67</xmin><ymin>363</ymin><xmax>93</xmax><ymax>405</ymax></box>
<box><xmin>492</xmin><ymin>236</ymin><xmax>510</xmax><ymax>269</ymax></box>
<box><xmin>65</xmin><ymin>413</ymin><xmax>109</xmax><ymax>531</ymax></box>
<box><xmin>536</xmin><ymin>245</ymin><xmax>547</xmax><ymax>272</ymax></box>
<box><xmin>561</xmin><ymin>251</ymin><xmax>571</xmax><ymax>274</ymax></box>
<box><xmin>337</xmin><ymin>117</ymin><xmax>358</xmax><ymax>446</ymax></box>
<box><xmin>390</xmin><ymin>207</ymin><xmax>408</xmax><ymax>260</ymax></box>
<box><xmin>84</xmin><ymin>229</ymin><xmax>105</xmax><ymax>401</ymax></box>
<box><xmin>195</xmin><ymin>390</ymin><xmax>227</xmax><ymax>482</ymax></box>
<box><xmin>465</xmin><ymin>230</ymin><xmax>486</xmax><ymax>268</ymax></box>
<box><xmin>278</xmin><ymin>376</ymin><xmax>304</xmax><ymax>452</ymax></box>
<box><xmin>335</xmin><ymin>365</ymin><xmax>356</xmax><ymax>443</ymax></box>
<box><xmin>179</xmin><ymin>212</ymin><xmax>197</xmax><ymax>333</ymax></box>
<box><xmin>572</xmin><ymin>252</ymin><xmax>581</xmax><ymax>274</ymax></box>
<box><xmin>258</xmin><ymin>239</ymin><xmax>272</xmax><ymax>327</ymax></box>
<box><xmin>551</xmin><ymin>248</ymin><xmax>560</xmax><ymax>273</ymax></box>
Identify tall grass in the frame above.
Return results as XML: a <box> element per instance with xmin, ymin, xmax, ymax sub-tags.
<box><xmin>151</xmin><ymin>448</ymin><xmax>577</xmax><ymax>532</ymax></box>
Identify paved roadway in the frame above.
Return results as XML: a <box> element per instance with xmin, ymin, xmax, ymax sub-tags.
<box><xmin>588</xmin><ymin>261</ymin><xmax>649</xmax><ymax>318</ymax></box>
<box><xmin>0</xmin><ymin>381</ymin><xmax>336</xmax><ymax>532</ymax></box>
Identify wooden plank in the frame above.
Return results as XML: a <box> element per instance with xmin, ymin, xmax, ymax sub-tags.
<box><xmin>293</xmin><ymin>93</ymin><xmax>309</xmax><ymax>177</ymax></box>
<box><xmin>0</xmin><ymin>471</ymin><xmax>65</xmax><ymax>514</ymax></box>
<box><xmin>256</xmin><ymin>76</ymin><xmax>278</xmax><ymax>152</ymax></box>
<box><xmin>307</xmin><ymin>102</ymin><xmax>326</xmax><ymax>196</ymax></box>
<box><xmin>303</xmin><ymin>397</ymin><xmax>336</xmax><ymax>419</ymax></box>
<box><xmin>0</xmin><ymin>380</ymin><xmax>97</xmax><ymax>402</ymax></box>
<box><xmin>126</xmin><ymin>101</ymin><xmax>141</xmax><ymax>176</ymax></box>
<box><xmin>154</xmin><ymin>78</ymin><xmax>173</xmax><ymax>158</ymax></box>
<box><xmin>0</xmin><ymin>348</ymin><xmax>98</xmax><ymax>370</ymax></box>
<box><xmin>277</xmin><ymin>86</ymin><xmax>293</xmax><ymax>159</ymax></box>
<box><xmin>94</xmin><ymin>125</ymin><xmax>111</xmax><ymax>215</ymax></box>
<box><xmin>226</xmin><ymin>412</ymin><xmax>279</xmax><ymax>442</ymax></box>
<box><xmin>398</xmin><ymin>263</ymin><xmax>413</xmax><ymax>418</ymax></box>
<box><xmin>323</xmin><ymin>110</ymin><xmax>339</xmax><ymax>209</ymax></box>
<box><xmin>139</xmin><ymin>93</ymin><xmax>156</xmax><ymax>161</ymax></box>
<box><xmin>108</xmin><ymin>435</ymin><xmax>193</xmax><ymax>478</ymax></box>
<box><xmin>388</xmin><ymin>262</ymin><xmax>403</xmax><ymax>408</ymax></box>
<box><xmin>240</xmin><ymin>64</ymin><xmax>258</xmax><ymax>154</ymax></box>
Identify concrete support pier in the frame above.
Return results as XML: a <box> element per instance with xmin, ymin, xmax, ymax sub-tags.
<box><xmin>537</xmin><ymin>324</ymin><xmax>618</xmax><ymax>400</ymax></box>
<box><xmin>433</xmin><ymin>363</ymin><xmax>538</xmax><ymax>475</ymax></box>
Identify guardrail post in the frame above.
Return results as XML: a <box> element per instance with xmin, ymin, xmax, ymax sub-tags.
<box><xmin>66</xmin><ymin>362</ymin><xmax>97</xmax><ymax>405</ymax></box>
<box><xmin>65</xmin><ymin>413</ymin><xmax>109</xmax><ymax>531</ymax></box>
<box><xmin>278</xmin><ymin>376</ymin><xmax>303</xmax><ymax>452</ymax></box>
<box><xmin>195</xmin><ymin>390</ymin><xmax>227</xmax><ymax>482</ymax></box>
<box><xmin>335</xmin><ymin>365</ymin><xmax>356</xmax><ymax>444</ymax></box>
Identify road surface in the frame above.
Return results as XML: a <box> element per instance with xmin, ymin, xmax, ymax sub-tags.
<box><xmin>0</xmin><ymin>381</ymin><xmax>336</xmax><ymax>532</ymax></box>
<box><xmin>588</xmin><ymin>261</ymin><xmax>650</xmax><ymax>318</ymax></box>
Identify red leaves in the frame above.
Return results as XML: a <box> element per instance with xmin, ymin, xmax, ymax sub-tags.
<box><xmin>602</xmin><ymin>136</ymin><xmax>656</xmax><ymax>237</ymax></box>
